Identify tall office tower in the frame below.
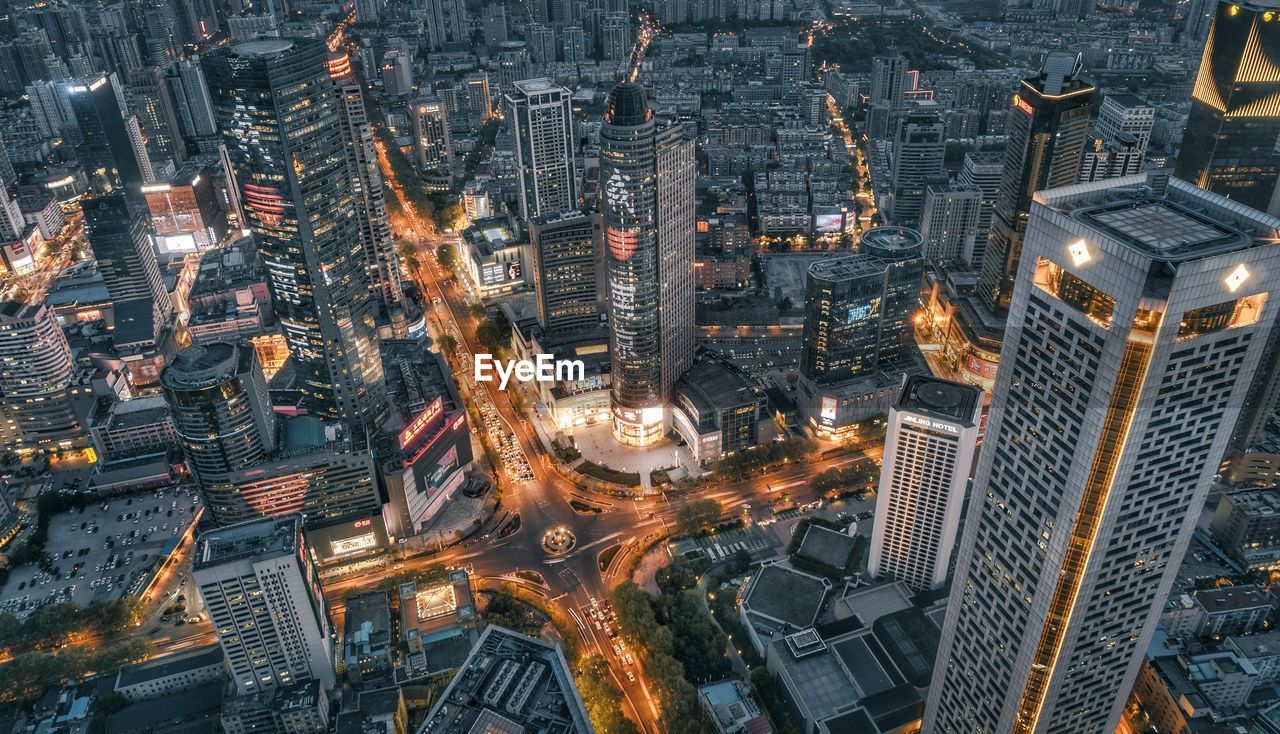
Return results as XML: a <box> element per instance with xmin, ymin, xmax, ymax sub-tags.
<box><xmin>889</xmin><ymin>107</ymin><xmax>946</xmax><ymax>226</ymax></box>
<box><xmin>193</xmin><ymin>514</ymin><xmax>336</xmax><ymax>694</ymax></box>
<box><xmin>869</xmin><ymin>50</ymin><xmax>910</xmax><ymax>106</ymax></box>
<box><xmin>65</xmin><ymin>73</ymin><xmax>151</xmax><ymax>196</ymax></box>
<box><xmin>1096</xmin><ymin>93</ymin><xmax>1154</xmax><ymax>156</ymax></box>
<box><xmin>169</xmin><ymin>59</ymin><xmax>219</xmax><ymax>140</ymax></box>
<box><xmin>410</xmin><ymin>97</ymin><xmax>453</xmax><ymax>184</ymax></box>
<box><xmin>800</xmin><ymin>227</ymin><xmax>924</xmax><ymax>384</ymax></box>
<box><xmin>869</xmin><ymin>375</ymin><xmax>981</xmax><ymax>593</ymax></box>
<box><xmin>461</xmin><ymin>71</ymin><xmax>493</xmax><ymax>122</ymax></box>
<box><xmin>0</xmin><ymin>300</ymin><xmax>84</xmax><ymax>453</ymax></box>
<box><xmin>139</xmin><ymin>0</ymin><xmax>180</xmax><ymax>64</ymax></box>
<box><xmin>82</xmin><ymin>195</ymin><xmax>173</xmax><ymax>328</ymax></box>
<box><xmin>1183</xmin><ymin>0</ymin><xmax>1217</xmax><ymax>46</ymax></box>
<box><xmin>601</xmin><ymin>13</ymin><xmax>631</xmax><ymax>62</ymax></box>
<box><xmin>1176</xmin><ymin>0</ymin><xmax>1280</xmax><ymax>215</ymax></box>
<box><xmin>162</xmin><ymin>342</ymin><xmax>277</xmax><ymax>523</ymax></box>
<box><xmin>919</xmin><ymin>183</ymin><xmax>981</xmax><ymax>265</ymax></box>
<box><xmin>562</xmin><ymin>26</ymin><xmax>587</xmax><ymax>63</ymax></box>
<box><xmin>528</xmin><ymin>23</ymin><xmax>557</xmax><ymax>65</ymax></box>
<box><xmin>128</xmin><ymin>66</ymin><xmax>187</xmax><ymax>167</ymax></box>
<box><xmin>424</xmin><ymin>0</ymin><xmax>468</xmax><ymax>50</ymax></box>
<box><xmin>924</xmin><ymin>175</ymin><xmax>1280</xmax><ymax>734</ymax></box>
<box><xmin>958</xmin><ymin>151</ymin><xmax>1003</xmax><ymax>269</ymax></box>
<box><xmin>978</xmin><ymin>52</ymin><xmax>1093</xmax><ymax>314</ymax></box>
<box><xmin>506</xmin><ymin>78</ymin><xmax>578</xmax><ymax>220</ymax></box>
<box><xmin>25</xmin><ymin>80</ymin><xmax>72</xmax><ymax>137</ymax></box>
<box><xmin>483</xmin><ymin>2</ymin><xmax>509</xmax><ymax>44</ymax></box>
<box><xmin>496</xmin><ymin>42</ymin><xmax>533</xmax><ymax>93</ymax></box>
<box><xmin>0</xmin><ymin>186</ymin><xmax>23</xmax><ymax>241</ymax></box>
<box><xmin>327</xmin><ymin>52</ymin><xmax>403</xmax><ymax>314</ymax></box>
<box><xmin>530</xmin><ymin>210</ymin><xmax>601</xmax><ymax>335</ymax></box>
<box><xmin>203</xmin><ymin>39</ymin><xmax>387</xmax><ymax>429</ymax></box>
<box><xmin>1078</xmin><ymin>133</ymin><xmax>1144</xmax><ymax>183</ymax></box>
<box><xmin>600</xmin><ymin>83</ymin><xmax>696</xmax><ymax>446</ymax></box>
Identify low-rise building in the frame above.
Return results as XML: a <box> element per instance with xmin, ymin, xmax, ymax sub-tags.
<box><xmin>698</xmin><ymin>679</ymin><xmax>772</xmax><ymax>734</ymax></box>
<box><xmin>740</xmin><ymin>562</ymin><xmax>831</xmax><ymax>655</ymax></box>
<box><xmin>1193</xmin><ymin>585</ymin><xmax>1271</xmax><ymax>638</ymax></box>
<box><xmin>344</xmin><ymin>591</ymin><xmax>394</xmax><ymax>688</ymax></box>
<box><xmin>113</xmin><ymin>644</ymin><xmax>226</xmax><ymax>702</ymax></box>
<box><xmin>672</xmin><ymin>353</ymin><xmax>764</xmax><ymax>466</ymax></box>
<box><xmin>458</xmin><ymin>216</ymin><xmax>529</xmax><ymax>299</ymax></box>
<box><xmin>1210</xmin><ymin>488</ymin><xmax>1280</xmax><ymax>570</ymax></box>
<box><xmin>398</xmin><ymin>569</ymin><xmax>483</xmax><ymax>680</ymax></box>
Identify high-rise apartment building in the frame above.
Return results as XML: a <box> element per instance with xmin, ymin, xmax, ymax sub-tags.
<box><xmin>423</xmin><ymin>0</ymin><xmax>468</xmax><ymax>50</ymax></box>
<box><xmin>529</xmin><ymin>210</ymin><xmax>601</xmax><ymax>335</ymax></box>
<box><xmin>1078</xmin><ymin>133</ymin><xmax>1144</xmax><ymax>183</ymax></box>
<box><xmin>869</xmin><ymin>375</ymin><xmax>981</xmax><ymax>593</ymax></box>
<box><xmin>889</xmin><ymin>108</ymin><xmax>946</xmax><ymax>226</ymax></box>
<box><xmin>194</xmin><ymin>514</ymin><xmax>336</xmax><ymax>694</ymax></box>
<box><xmin>506</xmin><ymin>78</ymin><xmax>578</xmax><ymax>220</ymax></box>
<box><xmin>1176</xmin><ymin>0</ymin><xmax>1280</xmax><ymax>215</ymax></box>
<box><xmin>327</xmin><ymin>52</ymin><xmax>403</xmax><ymax>314</ymax></box>
<box><xmin>601</xmin><ymin>13</ymin><xmax>631</xmax><ymax>62</ymax></box>
<box><xmin>600</xmin><ymin>83</ymin><xmax>695</xmax><ymax>446</ymax></box>
<box><xmin>409</xmin><ymin>97</ymin><xmax>453</xmax><ymax>187</ymax></box>
<box><xmin>162</xmin><ymin>342</ymin><xmax>277</xmax><ymax>524</ymax></box>
<box><xmin>82</xmin><ymin>195</ymin><xmax>173</xmax><ymax>332</ymax></box>
<box><xmin>925</xmin><ymin>174</ymin><xmax>1280</xmax><ymax>734</ymax></box>
<box><xmin>203</xmin><ymin>39</ymin><xmax>387</xmax><ymax>429</ymax></box>
<box><xmin>978</xmin><ymin>52</ymin><xmax>1094</xmax><ymax>314</ymax></box>
<box><xmin>918</xmin><ymin>183</ymin><xmax>981</xmax><ymax>264</ymax></box>
<box><xmin>65</xmin><ymin>73</ymin><xmax>152</xmax><ymax>196</ymax></box>
<box><xmin>169</xmin><ymin>59</ymin><xmax>219</xmax><ymax>140</ymax></box>
<box><xmin>800</xmin><ymin>227</ymin><xmax>924</xmax><ymax>384</ymax></box>
<box><xmin>1096</xmin><ymin>93</ymin><xmax>1154</xmax><ymax>155</ymax></box>
<box><xmin>0</xmin><ymin>300</ymin><xmax>85</xmax><ymax>453</ymax></box>
<box><xmin>128</xmin><ymin>65</ymin><xmax>186</xmax><ymax>167</ymax></box>
<box><xmin>958</xmin><ymin>150</ymin><xmax>1005</xmax><ymax>269</ymax></box>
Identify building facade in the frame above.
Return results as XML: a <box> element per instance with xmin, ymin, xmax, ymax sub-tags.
<box><xmin>529</xmin><ymin>210</ymin><xmax>601</xmax><ymax>336</ymax></box>
<box><xmin>925</xmin><ymin>175</ymin><xmax>1280</xmax><ymax>734</ymax></box>
<box><xmin>506</xmin><ymin>78</ymin><xmax>578</xmax><ymax>220</ymax></box>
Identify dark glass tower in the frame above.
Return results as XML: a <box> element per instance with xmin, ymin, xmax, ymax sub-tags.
<box><xmin>1176</xmin><ymin>0</ymin><xmax>1280</xmax><ymax>214</ymax></box>
<box><xmin>202</xmin><ymin>39</ymin><xmax>387</xmax><ymax>429</ymax></box>
<box><xmin>600</xmin><ymin>83</ymin><xmax>695</xmax><ymax>447</ymax></box>
<box><xmin>64</xmin><ymin>73</ymin><xmax>148</xmax><ymax>196</ymax></box>
<box><xmin>978</xmin><ymin>52</ymin><xmax>1094</xmax><ymax>314</ymax></box>
<box><xmin>800</xmin><ymin>227</ymin><xmax>924</xmax><ymax>384</ymax></box>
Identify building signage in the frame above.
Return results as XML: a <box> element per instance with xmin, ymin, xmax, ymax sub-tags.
<box><xmin>903</xmin><ymin>413</ymin><xmax>960</xmax><ymax>435</ymax></box>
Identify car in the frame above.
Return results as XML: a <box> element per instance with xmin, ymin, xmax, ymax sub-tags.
<box><xmin>627</xmin><ymin>671</ymin><xmax>636</xmax><ymax>682</ymax></box>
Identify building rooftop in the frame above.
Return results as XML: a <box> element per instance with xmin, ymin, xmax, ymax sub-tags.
<box><xmin>193</xmin><ymin>514</ymin><xmax>301</xmax><ymax>569</ymax></box>
<box><xmin>1219</xmin><ymin>488</ymin><xmax>1280</xmax><ymax>517</ymax></box>
<box><xmin>115</xmin><ymin>644</ymin><xmax>223</xmax><ymax>689</ymax></box>
<box><xmin>1194</xmin><ymin>585</ymin><xmax>1270</xmax><ymax>613</ymax></box>
<box><xmin>743</xmin><ymin>563</ymin><xmax>830</xmax><ymax>629</ymax></box>
<box><xmin>416</xmin><ymin>625</ymin><xmax>591</xmax><ymax>734</ymax></box>
<box><xmin>896</xmin><ymin>375</ymin><xmax>982</xmax><ymax>426</ymax></box>
<box><xmin>795</xmin><ymin>524</ymin><xmax>858</xmax><ymax>571</ymax></box>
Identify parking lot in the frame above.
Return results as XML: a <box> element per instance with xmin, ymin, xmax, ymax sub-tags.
<box><xmin>0</xmin><ymin>485</ymin><xmax>201</xmax><ymax>617</ymax></box>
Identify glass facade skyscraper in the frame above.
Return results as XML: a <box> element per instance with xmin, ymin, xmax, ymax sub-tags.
<box><xmin>600</xmin><ymin>83</ymin><xmax>695</xmax><ymax>446</ymax></box>
<box><xmin>926</xmin><ymin>175</ymin><xmax>1280</xmax><ymax>734</ymax></box>
<box><xmin>1176</xmin><ymin>0</ymin><xmax>1280</xmax><ymax>215</ymax></box>
<box><xmin>203</xmin><ymin>39</ymin><xmax>387</xmax><ymax>429</ymax></box>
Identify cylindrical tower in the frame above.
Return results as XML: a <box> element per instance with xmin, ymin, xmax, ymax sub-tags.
<box><xmin>0</xmin><ymin>300</ymin><xmax>83</xmax><ymax>453</ymax></box>
<box><xmin>161</xmin><ymin>342</ymin><xmax>276</xmax><ymax>524</ymax></box>
<box><xmin>601</xmin><ymin>83</ymin><xmax>663</xmax><ymax>446</ymax></box>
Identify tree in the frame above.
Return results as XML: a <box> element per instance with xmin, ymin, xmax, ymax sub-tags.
<box><xmin>436</xmin><ymin>333</ymin><xmax>458</xmax><ymax>354</ymax></box>
<box><xmin>776</xmin><ymin>296</ymin><xmax>793</xmax><ymax>312</ymax></box>
<box><xmin>436</xmin><ymin>243</ymin><xmax>458</xmax><ymax>273</ymax></box>
<box><xmin>675</xmin><ymin>499</ymin><xmax>722</xmax><ymax>537</ymax></box>
<box><xmin>576</xmin><ymin>657</ymin><xmax>641</xmax><ymax>734</ymax></box>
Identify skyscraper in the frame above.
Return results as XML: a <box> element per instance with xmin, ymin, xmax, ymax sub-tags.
<box><xmin>327</xmin><ymin>51</ymin><xmax>403</xmax><ymax>314</ymax></box>
<box><xmin>889</xmin><ymin>107</ymin><xmax>946</xmax><ymax>226</ymax></box>
<box><xmin>925</xmin><ymin>174</ymin><xmax>1280</xmax><ymax>734</ymax></box>
<box><xmin>918</xmin><ymin>183</ymin><xmax>981</xmax><ymax>264</ymax></box>
<box><xmin>529</xmin><ymin>210</ymin><xmax>601</xmax><ymax>335</ymax></box>
<box><xmin>978</xmin><ymin>52</ymin><xmax>1094</xmax><ymax>314</ymax></box>
<box><xmin>1176</xmin><ymin>0</ymin><xmax>1280</xmax><ymax>214</ymax></box>
<box><xmin>82</xmin><ymin>195</ymin><xmax>172</xmax><ymax>332</ymax></box>
<box><xmin>0</xmin><ymin>300</ymin><xmax>85</xmax><ymax>454</ymax></box>
<box><xmin>169</xmin><ymin>59</ymin><xmax>219</xmax><ymax>140</ymax></box>
<box><xmin>600</xmin><ymin>83</ymin><xmax>695</xmax><ymax>446</ymax></box>
<box><xmin>800</xmin><ymin>227</ymin><xmax>924</xmax><ymax>384</ymax></box>
<box><xmin>423</xmin><ymin>0</ymin><xmax>468</xmax><ymax>50</ymax></box>
<box><xmin>409</xmin><ymin>96</ymin><xmax>453</xmax><ymax>186</ymax></box>
<box><xmin>958</xmin><ymin>151</ymin><xmax>1003</xmax><ymax>270</ymax></box>
<box><xmin>1096</xmin><ymin>93</ymin><xmax>1154</xmax><ymax>156</ymax></box>
<box><xmin>128</xmin><ymin>66</ymin><xmax>186</xmax><ymax>168</ymax></box>
<box><xmin>506</xmin><ymin>78</ymin><xmax>578</xmax><ymax>220</ymax></box>
<box><xmin>868</xmin><ymin>375</ymin><xmax>981</xmax><ymax>593</ymax></box>
<box><xmin>193</xmin><ymin>514</ymin><xmax>336</xmax><ymax>694</ymax></box>
<box><xmin>65</xmin><ymin>73</ymin><xmax>152</xmax><ymax>196</ymax></box>
<box><xmin>203</xmin><ymin>39</ymin><xmax>387</xmax><ymax>429</ymax></box>
<box><xmin>161</xmin><ymin>342</ymin><xmax>277</xmax><ymax>524</ymax></box>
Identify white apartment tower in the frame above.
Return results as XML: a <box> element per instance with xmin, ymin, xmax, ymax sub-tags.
<box><xmin>869</xmin><ymin>376</ymin><xmax>982</xmax><ymax>593</ymax></box>
<box><xmin>506</xmin><ymin>78</ymin><xmax>578</xmax><ymax>221</ymax></box>
<box><xmin>924</xmin><ymin>174</ymin><xmax>1280</xmax><ymax>734</ymax></box>
<box><xmin>194</xmin><ymin>514</ymin><xmax>336</xmax><ymax>695</ymax></box>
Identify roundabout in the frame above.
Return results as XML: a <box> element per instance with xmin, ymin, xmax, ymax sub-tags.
<box><xmin>541</xmin><ymin>526</ymin><xmax>577</xmax><ymax>555</ymax></box>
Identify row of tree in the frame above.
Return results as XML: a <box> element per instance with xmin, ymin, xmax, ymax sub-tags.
<box><xmin>0</xmin><ymin>638</ymin><xmax>151</xmax><ymax>703</ymax></box>
<box><xmin>709</xmin><ymin>437</ymin><xmax>814</xmax><ymax>477</ymax></box>
<box><xmin>0</xmin><ymin>597</ymin><xmax>143</xmax><ymax>655</ymax></box>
